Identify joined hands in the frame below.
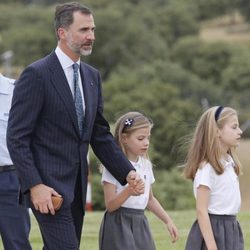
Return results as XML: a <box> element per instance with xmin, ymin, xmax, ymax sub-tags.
<box><xmin>126</xmin><ymin>170</ymin><xmax>145</xmax><ymax>195</ymax></box>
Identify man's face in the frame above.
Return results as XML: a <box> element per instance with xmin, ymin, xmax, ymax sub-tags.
<box><xmin>59</xmin><ymin>11</ymin><xmax>95</xmax><ymax>57</ymax></box>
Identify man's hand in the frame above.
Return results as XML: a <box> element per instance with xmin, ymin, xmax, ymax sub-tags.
<box><xmin>126</xmin><ymin>170</ymin><xmax>145</xmax><ymax>195</ymax></box>
<box><xmin>30</xmin><ymin>184</ymin><xmax>62</xmax><ymax>215</ymax></box>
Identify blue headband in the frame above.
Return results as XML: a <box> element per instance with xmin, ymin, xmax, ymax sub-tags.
<box><xmin>215</xmin><ymin>106</ymin><xmax>224</xmax><ymax>122</ymax></box>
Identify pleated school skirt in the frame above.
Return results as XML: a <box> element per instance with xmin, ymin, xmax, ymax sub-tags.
<box><xmin>185</xmin><ymin>214</ymin><xmax>244</xmax><ymax>250</ymax></box>
<box><xmin>99</xmin><ymin>207</ymin><xmax>156</xmax><ymax>250</ymax></box>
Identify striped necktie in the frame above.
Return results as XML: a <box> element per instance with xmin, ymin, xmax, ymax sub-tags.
<box><xmin>72</xmin><ymin>63</ymin><xmax>84</xmax><ymax>136</ymax></box>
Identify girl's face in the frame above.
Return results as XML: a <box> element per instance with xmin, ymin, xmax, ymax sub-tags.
<box><xmin>122</xmin><ymin>126</ymin><xmax>151</xmax><ymax>162</ymax></box>
<box><xmin>218</xmin><ymin>114</ymin><xmax>242</xmax><ymax>152</ymax></box>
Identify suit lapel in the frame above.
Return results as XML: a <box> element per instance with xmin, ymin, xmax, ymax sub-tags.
<box><xmin>80</xmin><ymin>63</ymin><xmax>95</xmax><ymax>138</ymax></box>
<box><xmin>47</xmin><ymin>52</ymin><xmax>80</xmax><ymax>136</ymax></box>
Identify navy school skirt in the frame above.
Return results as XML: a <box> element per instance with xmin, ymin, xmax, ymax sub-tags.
<box><xmin>99</xmin><ymin>207</ymin><xmax>156</xmax><ymax>250</ymax></box>
<box><xmin>185</xmin><ymin>214</ymin><xmax>244</xmax><ymax>250</ymax></box>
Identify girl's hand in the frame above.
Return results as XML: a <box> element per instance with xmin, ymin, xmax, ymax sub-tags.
<box><xmin>166</xmin><ymin>220</ymin><xmax>179</xmax><ymax>243</ymax></box>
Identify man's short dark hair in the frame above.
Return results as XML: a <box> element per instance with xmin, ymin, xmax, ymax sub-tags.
<box><xmin>54</xmin><ymin>2</ymin><xmax>92</xmax><ymax>40</ymax></box>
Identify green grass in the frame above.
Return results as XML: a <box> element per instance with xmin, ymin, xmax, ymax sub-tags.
<box><xmin>1</xmin><ymin>210</ymin><xmax>247</xmax><ymax>250</ymax></box>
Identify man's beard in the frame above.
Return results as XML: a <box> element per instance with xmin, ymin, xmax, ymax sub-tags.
<box><xmin>80</xmin><ymin>48</ymin><xmax>92</xmax><ymax>56</ymax></box>
<box><xmin>67</xmin><ymin>40</ymin><xmax>93</xmax><ymax>56</ymax></box>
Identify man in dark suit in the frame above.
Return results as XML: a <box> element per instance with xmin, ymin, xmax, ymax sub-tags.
<box><xmin>7</xmin><ymin>2</ymin><xmax>143</xmax><ymax>249</ymax></box>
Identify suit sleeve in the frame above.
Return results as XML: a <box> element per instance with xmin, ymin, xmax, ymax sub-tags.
<box><xmin>90</xmin><ymin>73</ymin><xmax>135</xmax><ymax>185</ymax></box>
<box><xmin>7</xmin><ymin>66</ymin><xmax>44</xmax><ymax>193</ymax></box>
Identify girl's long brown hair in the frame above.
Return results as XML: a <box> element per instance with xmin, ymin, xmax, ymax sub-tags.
<box><xmin>184</xmin><ymin>106</ymin><xmax>241</xmax><ymax>180</ymax></box>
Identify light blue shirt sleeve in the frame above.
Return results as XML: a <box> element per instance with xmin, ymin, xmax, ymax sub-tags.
<box><xmin>0</xmin><ymin>74</ymin><xmax>15</xmax><ymax>165</ymax></box>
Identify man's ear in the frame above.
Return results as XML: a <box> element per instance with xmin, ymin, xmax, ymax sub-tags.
<box><xmin>57</xmin><ymin>27</ymin><xmax>67</xmax><ymax>40</ymax></box>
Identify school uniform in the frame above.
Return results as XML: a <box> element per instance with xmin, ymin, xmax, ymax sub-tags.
<box><xmin>185</xmin><ymin>155</ymin><xmax>244</xmax><ymax>250</ymax></box>
<box><xmin>0</xmin><ymin>74</ymin><xmax>31</xmax><ymax>250</ymax></box>
<box><xmin>99</xmin><ymin>156</ymin><xmax>156</xmax><ymax>250</ymax></box>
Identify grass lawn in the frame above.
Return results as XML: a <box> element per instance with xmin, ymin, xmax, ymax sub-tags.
<box><xmin>16</xmin><ymin>210</ymin><xmax>250</xmax><ymax>250</ymax></box>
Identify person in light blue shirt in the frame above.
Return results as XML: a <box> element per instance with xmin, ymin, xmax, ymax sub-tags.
<box><xmin>0</xmin><ymin>73</ymin><xmax>31</xmax><ymax>250</ymax></box>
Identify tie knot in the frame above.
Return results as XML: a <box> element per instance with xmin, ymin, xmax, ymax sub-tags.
<box><xmin>72</xmin><ymin>63</ymin><xmax>79</xmax><ymax>73</ymax></box>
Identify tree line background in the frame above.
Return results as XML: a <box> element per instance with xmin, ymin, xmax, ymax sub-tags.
<box><xmin>1</xmin><ymin>0</ymin><xmax>250</xmax><ymax>210</ymax></box>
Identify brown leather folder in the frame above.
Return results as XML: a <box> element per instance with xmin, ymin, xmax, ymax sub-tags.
<box><xmin>51</xmin><ymin>196</ymin><xmax>63</xmax><ymax>211</ymax></box>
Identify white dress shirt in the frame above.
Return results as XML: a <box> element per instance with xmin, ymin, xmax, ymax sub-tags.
<box><xmin>55</xmin><ymin>46</ymin><xmax>85</xmax><ymax>114</ymax></box>
<box><xmin>0</xmin><ymin>74</ymin><xmax>15</xmax><ymax>166</ymax></box>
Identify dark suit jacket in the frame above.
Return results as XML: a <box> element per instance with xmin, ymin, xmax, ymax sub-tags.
<box><xmin>7</xmin><ymin>51</ymin><xmax>134</xmax><ymax>210</ymax></box>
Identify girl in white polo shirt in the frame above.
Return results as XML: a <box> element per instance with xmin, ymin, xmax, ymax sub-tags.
<box><xmin>184</xmin><ymin>106</ymin><xmax>244</xmax><ymax>250</ymax></box>
<box><xmin>99</xmin><ymin>111</ymin><xmax>179</xmax><ymax>250</ymax></box>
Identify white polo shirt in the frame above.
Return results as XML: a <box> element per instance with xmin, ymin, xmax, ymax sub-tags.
<box><xmin>101</xmin><ymin>156</ymin><xmax>155</xmax><ymax>210</ymax></box>
<box><xmin>193</xmin><ymin>155</ymin><xmax>241</xmax><ymax>215</ymax></box>
<box><xmin>0</xmin><ymin>74</ymin><xmax>15</xmax><ymax>166</ymax></box>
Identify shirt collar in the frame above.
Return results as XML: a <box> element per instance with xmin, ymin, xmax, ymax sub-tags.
<box><xmin>222</xmin><ymin>154</ymin><xmax>235</xmax><ymax>168</ymax></box>
<box><xmin>130</xmin><ymin>156</ymin><xmax>143</xmax><ymax>168</ymax></box>
<box><xmin>55</xmin><ymin>46</ymin><xmax>80</xmax><ymax>70</ymax></box>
